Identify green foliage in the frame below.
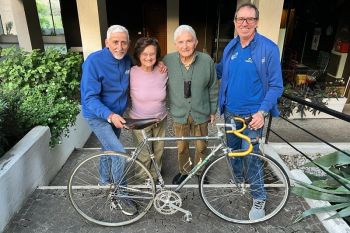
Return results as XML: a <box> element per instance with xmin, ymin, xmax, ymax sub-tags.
<box><xmin>0</xmin><ymin>98</ymin><xmax>7</xmax><ymax>155</ymax></box>
<box><xmin>0</xmin><ymin>47</ymin><xmax>83</xmax><ymax>156</ymax></box>
<box><xmin>279</xmin><ymin>83</ymin><xmax>340</xmax><ymax>118</ymax></box>
<box><xmin>18</xmin><ymin>85</ymin><xmax>80</xmax><ymax>146</ymax></box>
<box><xmin>36</xmin><ymin>0</ymin><xmax>51</xmax><ymax>29</ymax></box>
<box><xmin>304</xmin><ymin>151</ymin><xmax>350</xmax><ymax>167</ymax></box>
<box><xmin>35</xmin><ymin>0</ymin><xmax>63</xmax><ymax>34</ymax></box>
<box><xmin>292</xmin><ymin>150</ymin><xmax>350</xmax><ymax>222</ymax></box>
<box><xmin>0</xmin><ymin>89</ymin><xmax>23</xmax><ymax>155</ymax></box>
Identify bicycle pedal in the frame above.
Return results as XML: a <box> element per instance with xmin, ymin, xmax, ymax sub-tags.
<box><xmin>110</xmin><ymin>201</ymin><xmax>118</xmax><ymax>210</ymax></box>
<box><xmin>182</xmin><ymin>213</ymin><xmax>192</xmax><ymax>222</ymax></box>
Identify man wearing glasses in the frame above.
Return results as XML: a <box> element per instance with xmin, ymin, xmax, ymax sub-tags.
<box><xmin>216</xmin><ymin>3</ymin><xmax>283</xmax><ymax>220</ymax></box>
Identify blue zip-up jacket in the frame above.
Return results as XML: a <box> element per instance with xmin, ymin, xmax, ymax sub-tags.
<box><xmin>216</xmin><ymin>32</ymin><xmax>283</xmax><ymax>116</ymax></box>
<box><xmin>81</xmin><ymin>48</ymin><xmax>131</xmax><ymax>120</ymax></box>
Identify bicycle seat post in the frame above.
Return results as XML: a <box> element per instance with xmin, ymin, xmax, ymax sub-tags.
<box><xmin>141</xmin><ymin>129</ymin><xmax>148</xmax><ymax>140</ymax></box>
<box><xmin>140</xmin><ymin>129</ymin><xmax>153</xmax><ymax>154</ymax></box>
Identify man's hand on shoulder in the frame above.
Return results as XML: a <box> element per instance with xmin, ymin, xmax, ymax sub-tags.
<box><xmin>209</xmin><ymin>114</ymin><xmax>216</xmax><ymax>124</ymax></box>
<box><xmin>157</xmin><ymin>61</ymin><xmax>168</xmax><ymax>73</ymax></box>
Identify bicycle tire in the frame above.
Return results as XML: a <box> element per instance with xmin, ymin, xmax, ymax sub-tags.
<box><xmin>199</xmin><ymin>152</ymin><xmax>290</xmax><ymax>224</ymax></box>
<box><xmin>68</xmin><ymin>152</ymin><xmax>156</xmax><ymax>226</ymax></box>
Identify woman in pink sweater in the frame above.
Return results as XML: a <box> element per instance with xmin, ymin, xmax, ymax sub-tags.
<box><xmin>129</xmin><ymin>37</ymin><xmax>168</xmax><ymax>180</ymax></box>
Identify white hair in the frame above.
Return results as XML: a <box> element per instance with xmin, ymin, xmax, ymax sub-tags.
<box><xmin>173</xmin><ymin>25</ymin><xmax>197</xmax><ymax>42</ymax></box>
<box><xmin>106</xmin><ymin>25</ymin><xmax>129</xmax><ymax>41</ymax></box>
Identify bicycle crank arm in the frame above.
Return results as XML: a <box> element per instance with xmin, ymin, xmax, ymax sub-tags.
<box><xmin>168</xmin><ymin>203</ymin><xmax>192</xmax><ymax>222</ymax></box>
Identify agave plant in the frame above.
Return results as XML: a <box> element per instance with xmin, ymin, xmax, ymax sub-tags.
<box><xmin>292</xmin><ymin>150</ymin><xmax>350</xmax><ymax>222</ymax></box>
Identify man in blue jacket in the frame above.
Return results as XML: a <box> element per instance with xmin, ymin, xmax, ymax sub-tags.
<box><xmin>80</xmin><ymin>25</ymin><xmax>136</xmax><ymax>216</ymax></box>
<box><xmin>216</xmin><ymin>3</ymin><xmax>283</xmax><ymax>220</ymax></box>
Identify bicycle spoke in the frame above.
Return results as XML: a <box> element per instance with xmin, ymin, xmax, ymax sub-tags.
<box><xmin>200</xmin><ymin>152</ymin><xmax>290</xmax><ymax>224</ymax></box>
<box><xmin>68</xmin><ymin>152</ymin><xmax>156</xmax><ymax>226</ymax></box>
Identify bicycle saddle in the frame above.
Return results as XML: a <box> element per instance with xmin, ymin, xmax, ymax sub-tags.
<box><xmin>123</xmin><ymin>118</ymin><xmax>159</xmax><ymax>130</ymax></box>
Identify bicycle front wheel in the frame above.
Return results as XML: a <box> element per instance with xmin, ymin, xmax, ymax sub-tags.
<box><xmin>199</xmin><ymin>152</ymin><xmax>290</xmax><ymax>224</ymax></box>
<box><xmin>68</xmin><ymin>152</ymin><xmax>156</xmax><ymax>226</ymax></box>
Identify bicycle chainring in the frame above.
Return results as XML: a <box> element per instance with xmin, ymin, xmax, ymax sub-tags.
<box><xmin>153</xmin><ymin>190</ymin><xmax>182</xmax><ymax>215</ymax></box>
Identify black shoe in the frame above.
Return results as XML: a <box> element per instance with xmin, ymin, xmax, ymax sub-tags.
<box><xmin>117</xmin><ymin>199</ymin><xmax>138</xmax><ymax>216</ymax></box>
<box><xmin>172</xmin><ymin>173</ymin><xmax>188</xmax><ymax>185</ymax></box>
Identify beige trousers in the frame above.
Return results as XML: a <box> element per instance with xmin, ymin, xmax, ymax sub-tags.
<box><xmin>173</xmin><ymin>115</ymin><xmax>208</xmax><ymax>174</ymax></box>
<box><xmin>132</xmin><ymin>118</ymin><xmax>166</xmax><ymax>179</ymax></box>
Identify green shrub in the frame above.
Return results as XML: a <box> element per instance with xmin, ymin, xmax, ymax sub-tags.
<box><xmin>18</xmin><ymin>85</ymin><xmax>80</xmax><ymax>146</ymax></box>
<box><xmin>0</xmin><ymin>47</ymin><xmax>82</xmax><ymax>100</ymax></box>
<box><xmin>0</xmin><ymin>89</ymin><xmax>23</xmax><ymax>155</ymax></box>
<box><xmin>0</xmin><ymin>98</ymin><xmax>7</xmax><ymax>155</ymax></box>
<box><xmin>0</xmin><ymin>47</ymin><xmax>83</xmax><ymax>156</ymax></box>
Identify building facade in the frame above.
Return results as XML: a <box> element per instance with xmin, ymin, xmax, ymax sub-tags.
<box><xmin>1</xmin><ymin>0</ymin><xmax>349</xmax><ymax>103</ymax></box>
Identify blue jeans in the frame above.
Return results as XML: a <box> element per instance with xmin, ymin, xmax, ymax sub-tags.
<box><xmin>86</xmin><ymin>118</ymin><xmax>126</xmax><ymax>185</ymax></box>
<box><xmin>224</xmin><ymin>110</ymin><xmax>267</xmax><ymax>200</ymax></box>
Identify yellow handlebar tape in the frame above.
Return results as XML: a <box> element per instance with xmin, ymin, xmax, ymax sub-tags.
<box><xmin>226</xmin><ymin>117</ymin><xmax>253</xmax><ymax>157</ymax></box>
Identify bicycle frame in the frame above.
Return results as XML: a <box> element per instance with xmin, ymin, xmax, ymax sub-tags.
<box><xmin>68</xmin><ymin>116</ymin><xmax>290</xmax><ymax>225</ymax></box>
<box><xmin>126</xmin><ymin>124</ymin><xmax>230</xmax><ymax>191</ymax></box>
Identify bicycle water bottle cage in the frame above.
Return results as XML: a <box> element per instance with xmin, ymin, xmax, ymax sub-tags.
<box><xmin>124</xmin><ymin>118</ymin><xmax>159</xmax><ymax>130</ymax></box>
<box><xmin>226</xmin><ymin>117</ymin><xmax>253</xmax><ymax>157</ymax></box>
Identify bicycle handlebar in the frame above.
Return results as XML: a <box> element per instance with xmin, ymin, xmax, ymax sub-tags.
<box><xmin>225</xmin><ymin>117</ymin><xmax>253</xmax><ymax>157</ymax></box>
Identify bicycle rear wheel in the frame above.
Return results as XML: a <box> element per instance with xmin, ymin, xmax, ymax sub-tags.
<box><xmin>68</xmin><ymin>152</ymin><xmax>156</xmax><ymax>226</ymax></box>
<box><xmin>199</xmin><ymin>152</ymin><xmax>290</xmax><ymax>224</ymax></box>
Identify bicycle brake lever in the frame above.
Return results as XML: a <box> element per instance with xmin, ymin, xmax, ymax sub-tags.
<box><xmin>244</xmin><ymin>116</ymin><xmax>253</xmax><ymax>125</ymax></box>
<box><xmin>251</xmin><ymin>138</ymin><xmax>259</xmax><ymax>145</ymax></box>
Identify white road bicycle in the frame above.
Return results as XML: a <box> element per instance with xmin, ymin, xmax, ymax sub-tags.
<box><xmin>68</xmin><ymin>117</ymin><xmax>290</xmax><ymax>226</ymax></box>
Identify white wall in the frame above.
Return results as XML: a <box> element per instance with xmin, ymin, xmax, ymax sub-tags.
<box><xmin>255</xmin><ymin>0</ymin><xmax>284</xmax><ymax>44</ymax></box>
<box><xmin>0</xmin><ymin>0</ymin><xmax>17</xmax><ymax>35</ymax></box>
<box><xmin>0</xmin><ymin>111</ymin><xmax>91</xmax><ymax>232</ymax></box>
<box><xmin>76</xmin><ymin>0</ymin><xmax>107</xmax><ymax>59</ymax></box>
<box><xmin>166</xmin><ymin>0</ymin><xmax>179</xmax><ymax>53</ymax></box>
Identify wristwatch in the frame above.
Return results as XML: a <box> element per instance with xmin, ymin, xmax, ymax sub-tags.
<box><xmin>258</xmin><ymin>110</ymin><xmax>268</xmax><ymax>117</ymax></box>
<box><xmin>107</xmin><ymin>113</ymin><xmax>114</xmax><ymax>123</ymax></box>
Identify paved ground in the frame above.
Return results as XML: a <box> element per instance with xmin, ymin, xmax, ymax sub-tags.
<box><xmin>267</xmin><ymin>103</ymin><xmax>350</xmax><ymax>143</ymax></box>
<box><xmin>266</xmin><ymin>117</ymin><xmax>350</xmax><ymax>143</ymax></box>
<box><xmin>4</xmin><ymin>187</ymin><xmax>325</xmax><ymax>233</ymax></box>
<box><xmin>4</xmin><ymin>108</ymin><xmax>350</xmax><ymax>233</ymax></box>
<box><xmin>4</xmin><ymin>147</ymin><xmax>327</xmax><ymax>233</ymax></box>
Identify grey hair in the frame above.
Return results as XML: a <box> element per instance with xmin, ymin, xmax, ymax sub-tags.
<box><xmin>106</xmin><ymin>25</ymin><xmax>129</xmax><ymax>41</ymax></box>
<box><xmin>235</xmin><ymin>3</ymin><xmax>259</xmax><ymax>20</ymax></box>
<box><xmin>173</xmin><ymin>25</ymin><xmax>197</xmax><ymax>42</ymax></box>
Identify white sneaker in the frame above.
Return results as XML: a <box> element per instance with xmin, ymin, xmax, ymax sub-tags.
<box><xmin>249</xmin><ymin>199</ymin><xmax>266</xmax><ymax>220</ymax></box>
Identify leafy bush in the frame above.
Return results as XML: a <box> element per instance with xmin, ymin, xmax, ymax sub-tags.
<box><xmin>0</xmin><ymin>47</ymin><xmax>83</xmax><ymax>156</ymax></box>
<box><xmin>279</xmin><ymin>83</ymin><xmax>341</xmax><ymax>118</ymax></box>
<box><xmin>0</xmin><ymin>90</ymin><xmax>23</xmax><ymax>155</ymax></box>
<box><xmin>0</xmin><ymin>98</ymin><xmax>8</xmax><ymax>155</ymax></box>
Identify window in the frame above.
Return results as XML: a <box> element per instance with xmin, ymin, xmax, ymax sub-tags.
<box><xmin>36</xmin><ymin>0</ymin><xmax>63</xmax><ymax>36</ymax></box>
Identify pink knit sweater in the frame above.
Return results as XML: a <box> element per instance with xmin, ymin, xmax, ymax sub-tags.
<box><xmin>129</xmin><ymin>65</ymin><xmax>168</xmax><ymax>120</ymax></box>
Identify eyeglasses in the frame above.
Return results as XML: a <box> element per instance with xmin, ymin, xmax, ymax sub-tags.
<box><xmin>234</xmin><ymin>17</ymin><xmax>257</xmax><ymax>24</ymax></box>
